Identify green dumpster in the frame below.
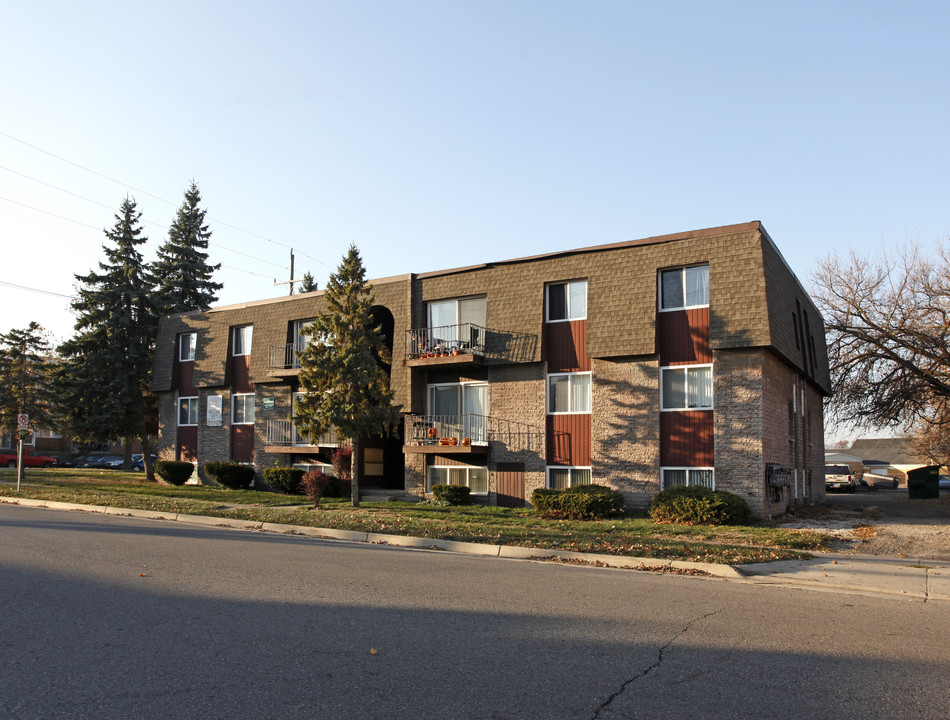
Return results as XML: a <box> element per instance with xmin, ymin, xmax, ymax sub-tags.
<box><xmin>907</xmin><ymin>465</ymin><xmax>940</xmax><ymax>499</ymax></box>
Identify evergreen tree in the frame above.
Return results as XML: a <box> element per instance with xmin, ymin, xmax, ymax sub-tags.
<box><xmin>0</xmin><ymin>322</ymin><xmax>57</xmax><ymax>438</ymax></box>
<box><xmin>154</xmin><ymin>180</ymin><xmax>221</xmax><ymax>314</ymax></box>
<box><xmin>58</xmin><ymin>197</ymin><xmax>158</xmax><ymax>476</ymax></box>
<box><xmin>299</xmin><ymin>271</ymin><xmax>318</xmax><ymax>293</ymax></box>
<box><xmin>294</xmin><ymin>244</ymin><xmax>400</xmax><ymax>506</ymax></box>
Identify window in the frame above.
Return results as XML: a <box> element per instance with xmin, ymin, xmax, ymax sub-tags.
<box><xmin>427</xmin><ymin>465</ymin><xmax>489</xmax><ymax>494</ymax></box>
<box><xmin>427</xmin><ymin>297</ymin><xmax>486</xmax><ymax>350</ymax></box>
<box><xmin>428</xmin><ymin>382</ymin><xmax>488</xmax><ymax>442</ymax></box>
<box><xmin>293</xmin><ymin>319</ymin><xmax>317</xmax><ymax>350</ymax></box>
<box><xmin>661</xmin><ymin>468</ymin><xmax>714</xmax><ymax>489</ymax></box>
<box><xmin>232</xmin><ymin>325</ymin><xmax>253</xmax><ymax>356</ymax></box>
<box><xmin>547</xmin><ymin>467</ymin><xmax>592</xmax><ymax>490</ymax></box>
<box><xmin>547</xmin><ymin>280</ymin><xmax>587</xmax><ymax>322</ymax></box>
<box><xmin>547</xmin><ymin>372</ymin><xmax>591</xmax><ymax>414</ymax></box>
<box><xmin>660</xmin><ymin>265</ymin><xmax>709</xmax><ymax>311</ymax></box>
<box><xmin>232</xmin><ymin>393</ymin><xmax>255</xmax><ymax>424</ymax></box>
<box><xmin>179</xmin><ymin>332</ymin><xmax>197</xmax><ymax>362</ymax></box>
<box><xmin>661</xmin><ymin>365</ymin><xmax>713</xmax><ymax>410</ymax></box>
<box><xmin>178</xmin><ymin>396</ymin><xmax>199</xmax><ymax>426</ymax></box>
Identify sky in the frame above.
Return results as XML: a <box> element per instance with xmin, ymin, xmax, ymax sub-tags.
<box><xmin>2</xmin><ymin>1</ymin><xmax>948</xmax><ymax>356</ymax></box>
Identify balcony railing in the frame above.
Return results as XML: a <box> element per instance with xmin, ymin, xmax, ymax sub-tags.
<box><xmin>267</xmin><ymin>342</ymin><xmax>306</xmax><ymax>370</ymax></box>
<box><xmin>266</xmin><ymin>419</ymin><xmax>339</xmax><ymax>447</ymax></box>
<box><xmin>404</xmin><ymin>414</ymin><xmax>489</xmax><ymax>447</ymax></box>
<box><xmin>407</xmin><ymin>323</ymin><xmax>486</xmax><ymax>358</ymax></box>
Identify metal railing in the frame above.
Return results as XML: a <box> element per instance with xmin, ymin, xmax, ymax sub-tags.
<box><xmin>407</xmin><ymin>323</ymin><xmax>486</xmax><ymax>358</ymax></box>
<box><xmin>265</xmin><ymin>419</ymin><xmax>339</xmax><ymax>447</ymax></box>
<box><xmin>267</xmin><ymin>342</ymin><xmax>306</xmax><ymax>370</ymax></box>
<box><xmin>404</xmin><ymin>414</ymin><xmax>489</xmax><ymax>446</ymax></box>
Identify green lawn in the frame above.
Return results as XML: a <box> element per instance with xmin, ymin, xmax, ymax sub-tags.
<box><xmin>0</xmin><ymin>468</ymin><xmax>829</xmax><ymax>564</ymax></box>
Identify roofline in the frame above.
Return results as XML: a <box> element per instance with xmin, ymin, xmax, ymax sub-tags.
<box><xmin>416</xmin><ymin>221</ymin><xmax>764</xmax><ymax>279</ymax></box>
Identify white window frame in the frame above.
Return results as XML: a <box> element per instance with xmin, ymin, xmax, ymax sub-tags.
<box><xmin>546</xmin><ymin>466</ymin><xmax>592</xmax><ymax>490</ymax></box>
<box><xmin>547</xmin><ymin>372</ymin><xmax>592</xmax><ymax>414</ymax></box>
<box><xmin>661</xmin><ymin>467</ymin><xmax>715</xmax><ymax>490</ymax></box>
<box><xmin>426</xmin><ymin>381</ymin><xmax>489</xmax><ymax>416</ymax></box>
<box><xmin>426</xmin><ymin>465</ymin><xmax>489</xmax><ymax>494</ymax></box>
<box><xmin>206</xmin><ymin>394</ymin><xmax>223</xmax><ymax>427</ymax></box>
<box><xmin>178</xmin><ymin>396</ymin><xmax>199</xmax><ymax>426</ymax></box>
<box><xmin>546</xmin><ymin>280</ymin><xmax>588</xmax><ymax>323</ymax></box>
<box><xmin>179</xmin><ymin>332</ymin><xmax>197</xmax><ymax>362</ymax></box>
<box><xmin>660</xmin><ymin>365</ymin><xmax>713</xmax><ymax>411</ymax></box>
<box><xmin>232</xmin><ymin>393</ymin><xmax>256</xmax><ymax>425</ymax></box>
<box><xmin>659</xmin><ymin>265</ymin><xmax>709</xmax><ymax>312</ymax></box>
<box><xmin>232</xmin><ymin>325</ymin><xmax>253</xmax><ymax>357</ymax></box>
<box><xmin>427</xmin><ymin>296</ymin><xmax>487</xmax><ymax>330</ymax></box>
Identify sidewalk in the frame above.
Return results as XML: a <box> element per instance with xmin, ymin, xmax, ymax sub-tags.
<box><xmin>3</xmin><ymin>495</ymin><xmax>948</xmax><ymax>602</ymax></box>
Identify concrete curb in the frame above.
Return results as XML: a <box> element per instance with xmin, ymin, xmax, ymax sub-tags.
<box><xmin>0</xmin><ymin>495</ymin><xmax>745</xmax><ymax>577</ymax></box>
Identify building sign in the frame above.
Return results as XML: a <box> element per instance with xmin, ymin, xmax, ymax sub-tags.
<box><xmin>207</xmin><ymin>395</ymin><xmax>223</xmax><ymax>426</ymax></box>
<box><xmin>262</xmin><ymin>397</ymin><xmax>275</xmax><ymax>410</ymax></box>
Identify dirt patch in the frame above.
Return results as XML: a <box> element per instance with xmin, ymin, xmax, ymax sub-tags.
<box><xmin>778</xmin><ymin>489</ymin><xmax>950</xmax><ymax>560</ymax></box>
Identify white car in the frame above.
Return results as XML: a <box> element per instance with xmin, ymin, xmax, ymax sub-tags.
<box><xmin>825</xmin><ymin>465</ymin><xmax>856</xmax><ymax>493</ymax></box>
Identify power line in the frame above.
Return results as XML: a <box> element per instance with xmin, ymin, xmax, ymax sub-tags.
<box><xmin>0</xmin><ymin>128</ymin><xmax>333</xmax><ymax>270</ymax></box>
<box><xmin>0</xmin><ymin>280</ymin><xmax>75</xmax><ymax>300</ymax></box>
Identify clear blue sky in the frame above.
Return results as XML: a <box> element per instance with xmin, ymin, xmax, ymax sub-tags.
<box><xmin>2</xmin><ymin>1</ymin><xmax>947</xmax><ymax>350</ymax></box>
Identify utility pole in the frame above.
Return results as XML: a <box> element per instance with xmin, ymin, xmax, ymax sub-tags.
<box><xmin>274</xmin><ymin>248</ymin><xmax>306</xmax><ymax>295</ymax></box>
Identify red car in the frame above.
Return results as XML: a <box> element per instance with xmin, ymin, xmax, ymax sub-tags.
<box><xmin>0</xmin><ymin>450</ymin><xmax>58</xmax><ymax>468</ymax></box>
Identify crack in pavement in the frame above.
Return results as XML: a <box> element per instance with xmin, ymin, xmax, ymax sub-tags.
<box><xmin>591</xmin><ymin>608</ymin><xmax>725</xmax><ymax>720</ymax></box>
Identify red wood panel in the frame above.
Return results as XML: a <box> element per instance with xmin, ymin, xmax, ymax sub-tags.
<box><xmin>496</xmin><ymin>462</ymin><xmax>526</xmax><ymax>507</ymax></box>
<box><xmin>544</xmin><ymin>320</ymin><xmax>589</xmax><ymax>372</ymax></box>
<box><xmin>658</xmin><ymin>308</ymin><xmax>711</xmax><ymax>365</ymax></box>
<box><xmin>546</xmin><ymin>413</ymin><xmax>591</xmax><ymax>466</ymax></box>
<box><xmin>231</xmin><ymin>425</ymin><xmax>254</xmax><ymax>463</ymax></box>
<box><xmin>230</xmin><ymin>356</ymin><xmax>253</xmax><ymax>393</ymax></box>
<box><xmin>176</xmin><ymin>427</ymin><xmax>198</xmax><ymax>462</ymax></box>
<box><xmin>660</xmin><ymin>411</ymin><xmax>714</xmax><ymax>466</ymax></box>
<box><xmin>176</xmin><ymin>361</ymin><xmax>197</xmax><ymax>395</ymax></box>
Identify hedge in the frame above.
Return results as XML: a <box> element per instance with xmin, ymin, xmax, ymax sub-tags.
<box><xmin>154</xmin><ymin>460</ymin><xmax>194</xmax><ymax>486</ymax></box>
<box><xmin>648</xmin><ymin>485</ymin><xmax>750</xmax><ymax>526</ymax></box>
<box><xmin>532</xmin><ymin>484</ymin><xmax>624</xmax><ymax>519</ymax></box>
<box><xmin>262</xmin><ymin>466</ymin><xmax>305</xmax><ymax>495</ymax></box>
<box><xmin>203</xmin><ymin>461</ymin><xmax>256</xmax><ymax>489</ymax></box>
<box><xmin>432</xmin><ymin>484</ymin><xmax>473</xmax><ymax>505</ymax></box>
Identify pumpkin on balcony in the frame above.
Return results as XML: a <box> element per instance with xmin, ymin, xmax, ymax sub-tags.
<box><xmin>461</xmin><ymin>437</ymin><xmax>471</xmax><ymax>446</ymax></box>
<box><xmin>427</xmin><ymin>427</ymin><xmax>438</xmax><ymax>439</ymax></box>
<box><xmin>438</xmin><ymin>437</ymin><xmax>450</xmax><ymax>446</ymax></box>
<box><xmin>448</xmin><ymin>437</ymin><xmax>458</xmax><ymax>446</ymax></box>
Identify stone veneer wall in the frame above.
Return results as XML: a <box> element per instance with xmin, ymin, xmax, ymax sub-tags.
<box><xmin>487</xmin><ymin>363</ymin><xmax>547</xmax><ymax>502</ymax></box>
<box><xmin>590</xmin><ymin>357</ymin><xmax>661</xmax><ymax>511</ymax></box>
<box><xmin>712</xmin><ymin>349</ymin><xmax>767</xmax><ymax>518</ymax></box>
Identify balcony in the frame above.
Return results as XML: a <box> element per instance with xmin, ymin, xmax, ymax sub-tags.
<box><xmin>267</xmin><ymin>342</ymin><xmax>305</xmax><ymax>376</ymax></box>
<box><xmin>403</xmin><ymin>414</ymin><xmax>489</xmax><ymax>454</ymax></box>
<box><xmin>405</xmin><ymin>323</ymin><xmax>539</xmax><ymax>366</ymax></box>
<box><xmin>264</xmin><ymin>419</ymin><xmax>339</xmax><ymax>453</ymax></box>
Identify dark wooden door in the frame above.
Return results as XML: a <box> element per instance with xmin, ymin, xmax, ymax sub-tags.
<box><xmin>496</xmin><ymin>462</ymin><xmax>525</xmax><ymax>508</ymax></box>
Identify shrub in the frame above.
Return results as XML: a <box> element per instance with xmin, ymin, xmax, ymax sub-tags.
<box><xmin>432</xmin><ymin>484</ymin><xmax>473</xmax><ymax>505</ymax></box>
<box><xmin>263</xmin><ymin>466</ymin><xmax>305</xmax><ymax>495</ymax></box>
<box><xmin>154</xmin><ymin>460</ymin><xmax>194</xmax><ymax>486</ymax></box>
<box><xmin>301</xmin><ymin>470</ymin><xmax>334</xmax><ymax>508</ymax></box>
<box><xmin>532</xmin><ymin>484</ymin><xmax>625</xmax><ymax>520</ymax></box>
<box><xmin>203</xmin><ymin>461</ymin><xmax>256</xmax><ymax>489</ymax></box>
<box><xmin>649</xmin><ymin>485</ymin><xmax>751</xmax><ymax>526</ymax></box>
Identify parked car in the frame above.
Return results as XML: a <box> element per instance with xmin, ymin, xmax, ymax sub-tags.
<box><xmin>92</xmin><ymin>455</ymin><xmax>124</xmax><ymax>469</ymax></box>
<box><xmin>0</xmin><ymin>450</ymin><xmax>58</xmax><ymax>468</ymax></box>
<box><xmin>825</xmin><ymin>464</ymin><xmax>856</xmax><ymax>493</ymax></box>
<box><xmin>131</xmin><ymin>454</ymin><xmax>157</xmax><ymax>471</ymax></box>
<box><xmin>940</xmin><ymin>475</ymin><xmax>950</xmax><ymax>492</ymax></box>
<box><xmin>76</xmin><ymin>455</ymin><xmax>103</xmax><ymax>468</ymax></box>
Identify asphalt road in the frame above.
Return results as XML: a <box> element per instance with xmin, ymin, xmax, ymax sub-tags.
<box><xmin>2</xmin><ymin>504</ymin><xmax>949</xmax><ymax>720</ymax></box>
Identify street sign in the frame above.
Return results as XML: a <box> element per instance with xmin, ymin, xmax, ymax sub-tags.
<box><xmin>17</xmin><ymin>414</ymin><xmax>29</xmax><ymax>430</ymax></box>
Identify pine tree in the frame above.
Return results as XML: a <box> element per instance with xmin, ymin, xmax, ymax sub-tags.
<box><xmin>154</xmin><ymin>180</ymin><xmax>221</xmax><ymax>314</ymax></box>
<box><xmin>294</xmin><ymin>244</ymin><xmax>400</xmax><ymax>506</ymax></box>
<box><xmin>0</xmin><ymin>322</ymin><xmax>57</xmax><ymax>438</ymax></box>
<box><xmin>57</xmin><ymin>197</ymin><xmax>159</xmax><ymax>476</ymax></box>
<box><xmin>299</xmin><ymin>271</ymin><xmax>318</xmax><ymax>293</ymax></box>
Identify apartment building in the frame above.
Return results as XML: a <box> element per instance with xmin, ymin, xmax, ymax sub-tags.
<box><xmin>150</xmin><ymin>221</ymin><xmax>830</xmax><ymax>518</ymax></box>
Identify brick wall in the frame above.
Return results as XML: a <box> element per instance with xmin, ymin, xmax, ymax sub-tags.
<box><xmin>591</xmin><ymin>357</ymin><xmax>661</xmax><ymax>511</ymax></box>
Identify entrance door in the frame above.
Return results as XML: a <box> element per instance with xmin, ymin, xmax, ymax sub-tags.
<box><xmin>496</xmin><ymin>462</ymin><xmax>525</xmax><ymax>508</ymax></box>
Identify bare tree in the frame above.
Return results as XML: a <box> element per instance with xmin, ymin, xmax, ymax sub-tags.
<box><xmin>811</xmin><ymin>242</ymin><xmax>950</xmax><ymax>432</ymax></box>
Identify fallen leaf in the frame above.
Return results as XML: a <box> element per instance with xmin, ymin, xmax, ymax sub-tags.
<box><xmin>370</xmin><ymin>648</ymin><xmax>378</xmax><ymax>655</ymax></box>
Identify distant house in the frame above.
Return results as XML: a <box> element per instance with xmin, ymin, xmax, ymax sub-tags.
<box><xmin>847</xmin><ymin>438</ymin><xmax>931</xmax><ymax>483</ymax></box>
